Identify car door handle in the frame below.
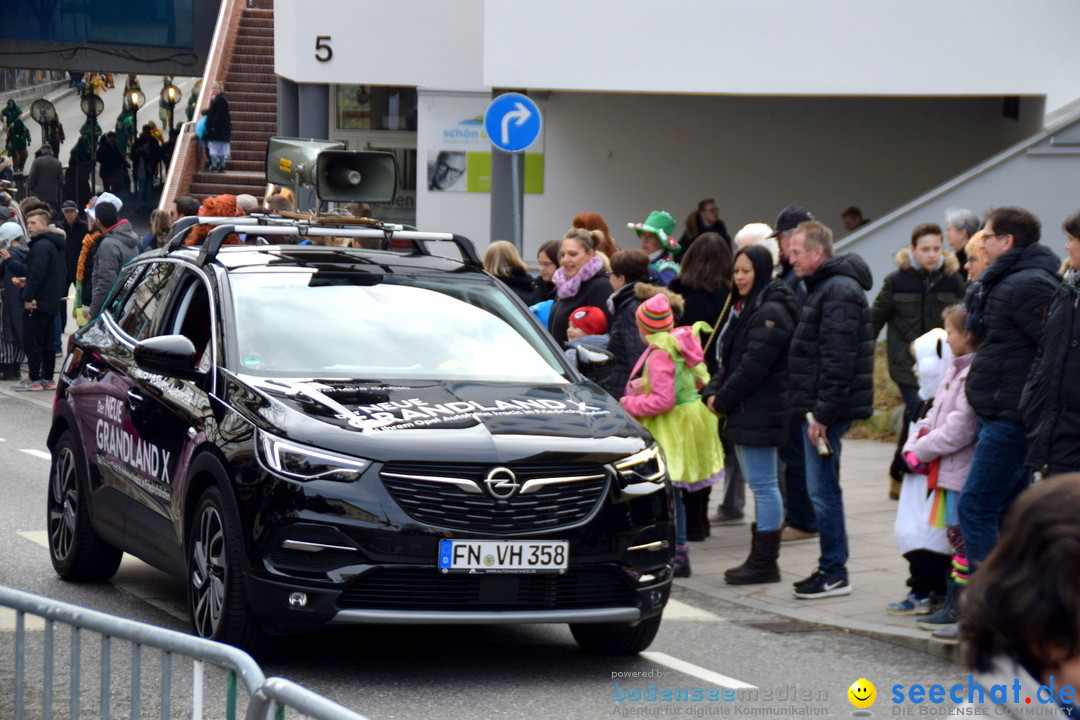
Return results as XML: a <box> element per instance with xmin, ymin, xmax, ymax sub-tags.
<box><xmin>126</xmin><ymin>389</ymin><xmax>145</xmax><ymax>406</ymax></box>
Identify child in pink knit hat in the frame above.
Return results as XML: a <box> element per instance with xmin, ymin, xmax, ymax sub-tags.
<box><xmin>621</xmin><ymin>292</ymin><xmax>725</xmax><ymax>578</ymax></box>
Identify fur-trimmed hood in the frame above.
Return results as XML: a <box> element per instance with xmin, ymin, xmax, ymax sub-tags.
<box><xmin>893</xmin><ymin>246</ymin><xmax>960</xmax><ymax>275</ymax></box>
<box><xmin>30</xmin><ymin>224</ymin><xmax>66</xmax><ymax>240</ymax></box>
<box><xmin>633</xmin><ymin>282</ymin><xmax>685</xmax><ymax>316</ymax></box>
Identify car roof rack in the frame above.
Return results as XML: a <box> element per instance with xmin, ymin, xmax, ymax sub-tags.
<box><xmin>165</xmin><ymin>214</ymin><xmax>482</xmax><ymax>269</ymax></box>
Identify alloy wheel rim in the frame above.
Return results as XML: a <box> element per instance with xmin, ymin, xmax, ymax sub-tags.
<box><xmin>47</xmin><ymin>447</ymin><xmax>77</xmax><ymax>561</ymax></box>
<box><xmin>190</xmin><ymin>504</ymin><xmax>226</xmax><ymax>637</ymax></box>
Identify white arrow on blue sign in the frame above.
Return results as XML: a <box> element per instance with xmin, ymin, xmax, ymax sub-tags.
<box><xmin>484</xmin><ymin>93</ymin><xmax>542</xmax><ymax>153</ymax></box>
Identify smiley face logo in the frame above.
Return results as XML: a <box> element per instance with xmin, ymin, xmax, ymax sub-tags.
<box><xmin>848</xmin><ymin>678</ymin><xmax>876</xmax><ymax>708</ymax></box>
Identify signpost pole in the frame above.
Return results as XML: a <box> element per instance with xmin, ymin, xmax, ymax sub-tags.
<box><xmin>489</xmin><ymin>89</ymin><xmax>526</xmax><ymax>255</ymax></box>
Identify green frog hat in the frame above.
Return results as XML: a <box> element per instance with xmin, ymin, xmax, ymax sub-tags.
<box><xmin>628</xmin><ymin>210</ymin><xmax>679</xmax><ymax>253</ymax></box>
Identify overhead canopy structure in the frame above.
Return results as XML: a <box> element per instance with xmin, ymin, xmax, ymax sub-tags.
<box><xmin>0</xmin><ymin>0</ymin><xmax>220</xmax><ymax>76</ymax></box>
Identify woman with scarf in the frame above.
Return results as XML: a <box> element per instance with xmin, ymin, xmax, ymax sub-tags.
<box><xmin>548</xmin><ymin>228</ymin><xmax>613</xmax><ymax>345</ymax></box>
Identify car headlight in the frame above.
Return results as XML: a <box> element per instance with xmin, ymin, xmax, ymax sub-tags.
<box><xmin>613</xmin><ymin>444</ymin><xmax>667</xmax><ymax>486</ymax></box>
<box><xmin>258</xmin><ymin>430</ymin><xmax>370</xmax><ymax>482</ymax></box>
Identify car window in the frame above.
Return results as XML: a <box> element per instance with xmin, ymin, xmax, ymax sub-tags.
<box><xmin>228</xmin><ymin>269</ymin><xmax>569</xmax><ymax>383</ymax></box>
<box><xmin>115</xmin><ymin>262</ymin><xmax>177</xmax><ymax>341</ymax></box>
<box><xmin>103</xmin><ymin>264</ymin><xmax>148</xmax><ymax>320</ymax></box>
<box><xmin>163</xmin><ymin>269</ymin><xmax>215</xmax><ymax>371</ymax></box>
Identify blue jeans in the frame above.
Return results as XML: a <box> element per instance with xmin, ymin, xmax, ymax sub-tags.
<box><xmin>958</xmin><ymin>417</ymin><xmax>1030</xmax><ymax>568</ymax></box>
<box><xmin>801</xmin><ymin>420</ymin><xmax>852</xmax><ymax>578</ymax></box>
<box><xmin>734</xmin><ymin>444</ymin><xmax>783</xmax><ymax>532</ymax></box>
<box><xmin>780</xmin><ymin>418</ymin><xmax>817</xmax><ymax>532</ymax></box>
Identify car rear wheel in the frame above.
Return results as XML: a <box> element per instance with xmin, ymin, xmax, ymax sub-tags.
<box><xmin>47</xmin><ymin>430</ymin><xmax>122</xmax><ymax>581</ymax></box>
<box><xmin>187</xmin><ymin>485</ymin><xmax>265</xmax><ymax>652</ymax></box>
<box><xmin>570</xmin><ymin>613</ymin><xmax>663</xmax><ymax>655</ymax></box>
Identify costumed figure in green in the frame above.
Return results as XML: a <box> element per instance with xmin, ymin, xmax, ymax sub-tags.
<box><xmin>5</xmin><ymin>117</ymin><xmax>31</xmax><ymax>172</ymax></box>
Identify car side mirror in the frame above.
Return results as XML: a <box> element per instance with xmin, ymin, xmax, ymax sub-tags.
<box><xmin>575</xmin><ymin>344</ymin><xmax>615</xmax><ymax>387</ymax></box>
<box><xmin>134</xmin><ymin>334</ymin><xmax>205</xmax><ymax>381</ymax></box>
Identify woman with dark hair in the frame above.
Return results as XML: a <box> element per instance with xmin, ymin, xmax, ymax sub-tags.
<box><xmin>960</xmin><ymin>473</ymin><xmax>1080</xmax><ymax>717</ymax></box>
<box><xmin>534</xmin><ymin>240</ymin><xmax>559</xmax><ymax>303</ymax></box>
<box><xmin>669</xmin><ymin>232</ymin><xmax>734</xmax><ymax>356</ymax></box>
<box><xmin>548</xmin><ymin>228</ymin><xmax>613</xmax><ymax>345</ymax></box>
<box><xmin>602</xmin><ymin>248</ymin><xmax>652</xmax><ymax>398</ymax></box>
<box><xmin>701</xmin><ymin>245</ymin><xmax>800</xmax><ymax>584</ymax></box>
<box><xmin>1021</xmin><ymin>211</ymin><xmax>1080</xmax><ymax>477</ymax></box>
<box><xmin>669</xmin><ymin>231</ymin><xmax>736</xmax><ymax>536</ymax></box>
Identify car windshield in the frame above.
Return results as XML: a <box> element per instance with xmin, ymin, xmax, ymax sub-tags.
<box><xmin>227</xmin><ymin>268</ymin><xmax>570</xmax><ymax>383</ymax></box>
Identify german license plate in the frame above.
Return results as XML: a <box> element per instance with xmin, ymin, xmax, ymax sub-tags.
<box><xmin>438</xmin><ymin>540</ymin><xmax>568</xmax><ymax>573</ymax></box>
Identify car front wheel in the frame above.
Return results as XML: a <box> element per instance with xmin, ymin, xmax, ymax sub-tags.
<box><xmin>47</xmin><ymin>430</ymin><xmax>122</xmax><ymax>581</ymax></box>
<box><xmin>570</xmin><ymin>613</ymin><xmax>663</xmax><ymax>655</ymax></box>
<box><xmin>187</xmin><ymin>485</ymin><xmax>265</xmax><ymax>651</ymax></box>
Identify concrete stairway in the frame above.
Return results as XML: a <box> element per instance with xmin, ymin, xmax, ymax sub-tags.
<box><xmin>186</xmin><ymin>5</ymin><xmax>275</xmax><ymax>199</ymax></box>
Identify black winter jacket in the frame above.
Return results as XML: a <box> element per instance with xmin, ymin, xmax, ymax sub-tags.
<box><xmin>16</xmin><ymin>228</ymin><xmax>68</xmax><ymax>315</ymax></box>
<box><xmin>1022</xmin><ymin>273</ymin><xmax>1080</xmax><ymax>473</ymax></box>
<box><xmin>871</xmin><ymin>248</ymin><xmax>965</xmax><ymax>388</ymax></box>
<box><xmin>965</xmin><ymin>243</ymin><xmax>1060</xmax><ymax>422</ymax></box>
<box><xmin>702</xmin><ymin>280</ymin><xmax>800</xmax><ymax>446</ymax></box>
<box><xmin>788</xmin><ymin>254</ymin><xmax>875</xmax><ymax>425</ymax></box>
<box><xmin>549</xmin><ymin>272</ymin><xmax>613</xmax><ymax>345</ymax></box>
<box><xmin>495</xmin><ymin>267</ymin><xmax>538</xmax><ymax>306</ymax></box>
<box><xmin>601</xmin><ymin>282</ymin><xmax>648</xmax><ymax>398</ymax></box>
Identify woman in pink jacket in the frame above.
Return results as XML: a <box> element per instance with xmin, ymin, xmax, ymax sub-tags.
<box><xmin>620</xmin><ymin>292</ymin><xmax>724</xmax><ymax>578</ymax></box>
<box><xmin>903</xmin><ymin>302</ymin><xmax>979</xmax><ymax>641</ymax></box>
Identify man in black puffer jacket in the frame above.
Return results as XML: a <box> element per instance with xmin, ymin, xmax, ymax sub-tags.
<box><xmin>785</xmin><ymin>220</ymin><xmax>874</xmax><ymax>600</ymax></box>
<box><xmin>0</xmin><ymin>208</ymin><xmax>67</xmax><ymax>390</ymax></box>
<box><xmin>1021</xmin><ymin>212</ymin><xmax>1080</xmax><ymax>477</ymax></box>
<box><xmin>960</xmin><ymin>207</ymin><xmax>1060</xmax><ymax>572</ymax></box>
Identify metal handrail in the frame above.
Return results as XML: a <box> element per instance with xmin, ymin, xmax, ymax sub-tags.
<box><xmin>0</xmin><ymin>585</ymin><xmax>371</xmax><ymax>720</ymax></box>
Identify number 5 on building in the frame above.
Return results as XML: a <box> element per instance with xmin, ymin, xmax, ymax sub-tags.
<box><xmin>315</xmin><ymin>36</ymin><xmax>332</xmax><ymax>62</ymax></box>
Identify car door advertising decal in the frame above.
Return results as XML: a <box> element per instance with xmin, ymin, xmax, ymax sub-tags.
<box><xmin>95</xmin><ymin>395</ymin><xmax>173</xmax><ymax>497</ymax></box>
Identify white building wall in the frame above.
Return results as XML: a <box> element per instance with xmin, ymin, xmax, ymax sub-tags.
<box><xmin>277</xmin><ymin>0</ymin><xmax>1080</xmax><ymax>113</ymax></box>
<box><xmin>275</xmin><ymin>0</ymin><xmax>485</xmax><ymax>90</ymax></box>
<box><xmin>417</xmin><ymin>92</ymin><xmax>1043</xmax><ymax>258</ymax></box>
<box><xmin>485</xmin><ymin>0</ymin><xmax>1079</xmax><ymax>114</ymax></box>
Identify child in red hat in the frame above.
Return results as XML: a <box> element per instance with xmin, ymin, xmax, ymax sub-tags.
<box><xmin>620</xmin><ymin>292</ymin><xmax>725</xmax><ymax>578</ymax></box>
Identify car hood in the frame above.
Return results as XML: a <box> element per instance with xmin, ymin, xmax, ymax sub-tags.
<box><xmin>227</xmin><ymin>374</ymin><xmax>652</xmax><ymax>463</ymax></box>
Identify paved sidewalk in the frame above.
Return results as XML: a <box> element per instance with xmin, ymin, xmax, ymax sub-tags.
<box><xmin>678</xmin><ymin>437</ymin><xmax>959</xmax><ymax>661</ymax></box>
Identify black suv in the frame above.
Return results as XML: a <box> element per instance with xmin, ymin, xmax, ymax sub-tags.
<box><xmin>47</xmin><ymin>218</ymin><xmax>675</xmax><ymax>654</ymax></box>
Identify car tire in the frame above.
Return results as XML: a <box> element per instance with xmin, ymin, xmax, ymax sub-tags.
<box><xmin>570</xmin><ymin>614</ymin><xmax>663</xmax><ymax>655</ymax></box>
<box><xmin>187</xmin><ymin>485</ymin><xmax>266</xmax><ymax>652</ymax></box>
<box><xmin>48</xmin><ymin>430</ymin><xmax>123</xmax><ymax>582</ymax></box>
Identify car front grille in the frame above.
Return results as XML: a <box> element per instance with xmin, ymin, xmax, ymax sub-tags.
<box><xmin>380</xmin><ymin>461</ymin><xmax>609</xmax><ymax>533</ymax></box>
<box><xmin>338</xmin><ymin>566</ymin><xmax>636</xmax><ymax>611</ymax></box>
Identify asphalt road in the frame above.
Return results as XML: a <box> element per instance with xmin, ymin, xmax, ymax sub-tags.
<box><xmin>0</xmin><ymin>384</ymin><xmax>967</xmax><ymax>719</ymax></box>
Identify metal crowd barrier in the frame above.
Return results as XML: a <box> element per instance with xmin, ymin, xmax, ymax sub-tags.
<box><xmin>0</xmin><ymin>585</ymin><xmax>371</xmax><ymax>720</ymax></box>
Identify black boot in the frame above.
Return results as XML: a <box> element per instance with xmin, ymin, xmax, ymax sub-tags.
<box><xmin>724</xmin><ymin>523</ymin><xmax>781</xmax><ymax>585</ymax></box>
<box><xmin>684</xmin><ymin>489</ymin><xmax>708</xmax><ymax>542</ymax></box>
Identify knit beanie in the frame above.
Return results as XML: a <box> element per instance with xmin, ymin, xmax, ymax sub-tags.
<box><xmin>569</xmin><ymin>306</ymin><xmax>607</xmax><ymax>335</ymax></box>
<box><xmin>636</xmin><ymin>293</ymin><xmax>674</xmax><ymax>334</ymax></box>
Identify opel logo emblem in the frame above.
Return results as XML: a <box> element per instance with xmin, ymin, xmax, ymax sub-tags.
<box><xmin>484</xmin><ymin>467</ymin><xmax>520</xmax><ymax>499</ymax></box>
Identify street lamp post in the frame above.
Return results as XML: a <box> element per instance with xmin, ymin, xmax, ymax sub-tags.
<box><xmin>29</xmin><ymin>98</ymin><xmax>57</xmax><ymax>148</ymax></box>
<box><xmin>125</xmin><ymin>88</ymin><xmax>146</xmax><ymax>134</ymax></box>
<box><xmin>80</xmin><ymin>93</ymin><xmax>104</xmax><ymax>195</ymax></box>
<box><xmin>160</xmin><ymin>82</ymin><xmax>182</xmax><ymax>134</ymax></box>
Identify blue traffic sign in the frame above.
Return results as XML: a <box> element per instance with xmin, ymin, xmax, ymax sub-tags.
<box><xmin>484</xmin><ymin>93</ymin><xmax>542</xmax><ymax>153</ymax></box>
